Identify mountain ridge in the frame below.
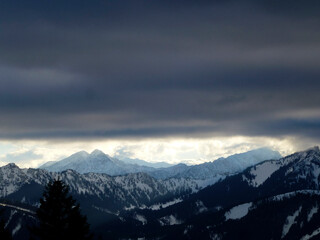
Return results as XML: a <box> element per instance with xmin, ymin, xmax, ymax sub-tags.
<box><xmin>39</xmin><ymin>147</ymin><xmax>281</xmax><ymax>180</ymax></box>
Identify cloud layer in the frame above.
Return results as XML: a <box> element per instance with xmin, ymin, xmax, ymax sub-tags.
<box><xmin>0</xmin><ymin>0</ymin><xmax>319</xmax><ymax>142</ymax></box>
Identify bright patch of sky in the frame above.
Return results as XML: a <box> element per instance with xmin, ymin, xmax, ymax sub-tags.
<box><xmin>0</xmin><ymin>136</ymin><xmax>317</xmax><ymax>168</ymax></box>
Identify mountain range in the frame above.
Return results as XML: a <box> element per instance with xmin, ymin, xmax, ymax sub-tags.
<box><xmin>3</xmin><ymin>147</ymin><xmax>320</xmax><ymax>239</ymax></box>
<box><xmin>39</xmin><ymin>147</ymin><xmax>281</xmax><ymax>180</ymax></box>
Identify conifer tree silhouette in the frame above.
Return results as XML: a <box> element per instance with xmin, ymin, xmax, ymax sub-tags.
<box><xmin>32</xmin><ymin>179</ymin><xmax>92</xmax><ymax>240</ymax></box>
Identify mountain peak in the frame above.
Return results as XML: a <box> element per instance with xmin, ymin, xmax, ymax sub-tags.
<box><xmin>244</xmin><ymin>147</ymin><xmax>282</xmax><ymax>158</ymax></box>
<box><xmin>293</xmin><ymin>146</ymin><xmax>320</xmax><ymax>158</ymax></box>
<box><xmin>90</xmin><ymin>149</ymin><xmax>105</xmax><ymax>156</ymax></box>
<box><xmin>3</xmin><ymin>163</ymin><xmax>19</xmax><ymax>169</ymax></box>
<box><xmin>306</xmin><ymin>146</ymin><xmax>320</xmax><ymax>152</ymax></box>
<box><xmin>72</xmin><ymin>150</ymin><xmax>89</xmax><ymax>157</ymax></box>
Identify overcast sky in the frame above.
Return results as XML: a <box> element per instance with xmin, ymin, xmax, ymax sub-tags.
<box><xmin>0</xmin><ymin>0</ymin><xmax>320</xmax><ymax>167</ymax></box>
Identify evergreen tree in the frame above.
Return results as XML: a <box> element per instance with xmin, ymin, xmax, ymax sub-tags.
<box><xmin>0</xmin><ymin>209</ymin><xmax>12</xmax><ymax>240</ymax></box>
<box><xmin>32</xmin><ymin>179</ymin><xmax>92</xmax><ymax>240</ymax></box>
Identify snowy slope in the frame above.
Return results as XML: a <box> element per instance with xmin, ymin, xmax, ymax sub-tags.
<box><xmin>243</xmin><ymin>160</ymin><xmax>283</xmax><ymax>187</ymax></box>
<box><xmin>225</xmin><ymin>202</ymin><xmax>253</xmax><ymax>220</ymax></box>
<box><xmin>173</xmin><ymin>147</ymin><xmax>281</xmax><ymax>180</ymax></box>
<box><xmin>242</xmin><ymin>146</ymin><xmax>320</xmax><ymax>188</ymax></box>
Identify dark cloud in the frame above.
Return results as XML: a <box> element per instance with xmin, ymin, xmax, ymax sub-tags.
<box><xmin>0</xmin><ymin>0</ymin><xmax>320</xmax><ymax>141</ymax></box>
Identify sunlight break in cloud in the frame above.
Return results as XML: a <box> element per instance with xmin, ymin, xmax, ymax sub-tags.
<box><xmin>0</xmin><ymin>136</ymin><xmax>315</xmax><ymax>168</ymax></box>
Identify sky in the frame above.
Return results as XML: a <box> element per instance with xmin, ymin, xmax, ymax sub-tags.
<box><xmin>0</xmin><ymin>0</ymin><xmax>320</xmax><ymax>168</ymax></box>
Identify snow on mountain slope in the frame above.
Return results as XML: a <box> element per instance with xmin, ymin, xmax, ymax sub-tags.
<box><xmin>221</xmin><ymin>147</ymin><xmax>282</xmax><ymax>171</ymax></box>
<box><xmin>282</xmin><ymin>206</ymin><xmax>302</xmax><ymax>238</ymax></box>
<box><xmin>307</xmin><ymin>205</ymin><xmax>318</xmax><ymax>222</ymax></box>
<box><xmin>0</xmin><ymin>163</ymin><xmax>31</xmax><ymax>196</ymax></box>
<box><xmin>301</xmin><ymin>228</ymin><xmax>320</xmax><ymax>240</ymax></box>
<box><xmin>283</xmin><ymin>146</ymin><xmax>320</xmax><ymax>186</ymax></box>
<box><xmin>38</xmin><ymin>161</ymin><xmax>56</xmax><ymax>168</ymax></box>
<box><xmin>40</xmin><ymin>149</ymin><xmax>155</xmax><ymax>176</ymax></box>
<box><xmin>225</xmin><ymin>202</ymin><xmax>253</xmax><ymax>220</ymax></box>
<box><xmin>242</xmin><ymin>146</ymin><xmax>320</xmax><ymax>188</ymax></box>
<box><xmin>39</xmin><ymin>150</ymin><xmax>89</xmax><ymax>171</ymax></box>
<box><xmin>159</xmin><ymin>214</ymin><xmax>182</xmax><ymax>226</ymax></box>
<box><xmin>0</xmin><ymin>203</ymin><xmax>35</xmax><ymax>214</ymax></box>
<box><xmin>40</xmin><ymin>150</ymin><xmax>114</xmax><ymax>173</ymax></box>
<box><xmin>243</xmin><ymin>160</ymin><xmax>283</xmax><ymax>187</ymax></box>
<box><xmin>268</xmin><ymin>190</ymin><xmax>320</xmax><ymax>201</ymax></box>
<box><xmin>148</xmin><ymin>198</ymin><xmax>183</xmax><ymax>210</ymax></box>
<box><xmin>174</xmin><ymin>147</ymin><xmax>281</xmax><ymax>180</ymax></box>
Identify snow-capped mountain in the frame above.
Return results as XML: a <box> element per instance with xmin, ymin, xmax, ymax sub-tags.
<box><xmin>40</xmin><ymin>148</ymin><xmax>281</xmax><ymax>182</ymax></box>
<box><xmin>149</xmin><ymin>147</ymin><xmax>281</xmax><ymax>179</ymax></box>
<box><xmin>39</xmin><ymin>149</ymin><xmax>156</xmax><ymax>175</ymax></box>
